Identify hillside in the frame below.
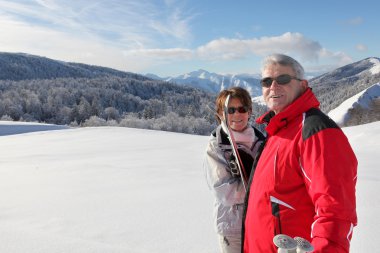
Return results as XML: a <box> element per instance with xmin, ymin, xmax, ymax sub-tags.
<box><xmin>328</xmin><ymin>83</ymin><xmax>380</xmax><ymax>127</ymax></box>
<box><xmin>0</xmin><ymin>52</ymin><xmax>217</xmax><ymax>135</ymax></box>
<box><xmin>309</xmin><ymin>57</ymin><xmax>380</xmax><ymax>113</ymax></box>
<box><xmin>0</xmin><ymin>52</ymin><xmax>147</xmax><ymax>81</ymax></box>
<box><xmin>0</xmin><ymin>52</ymin><xmax>379</xmax><ymax>131</ymax></box>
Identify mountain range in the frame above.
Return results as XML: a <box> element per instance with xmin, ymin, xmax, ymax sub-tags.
<box><xmin>146</xmin><ymin>70</ymin><xmax>262</xmax><ymax>96</ymax></box>
<box><xmin>148</xmin><ymin>57</ymin><xmax>380</xmax><ymax>126</ymax></box>
<box><xmin>0</xmin><ymin>52</ymin><xmax>216</xmax><ymax>135</ymax></box>
<box><xmin>0</xmin><ymin>52</ymin><xmax>147</xmax><ymax>81</ymax></box>
<box><xmin>0</xmin><ymin>52</ymin><xmax>379</xmax><ymax>129</ymax></box>
<box><xmin>147</xmin><ymin>58</ymin><xmax>380</xmax><ymax>113</ymax></box>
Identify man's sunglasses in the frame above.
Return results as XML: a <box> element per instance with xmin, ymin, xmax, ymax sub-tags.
<box><xmin>260</xmin><ymin>74</ymin><xmax>302</xmax><ymax>88</ymax></box>
<box><xmin>227</xmin><ymin>106</ymin><xmax>249</xmax><ymax>114</ymax></box>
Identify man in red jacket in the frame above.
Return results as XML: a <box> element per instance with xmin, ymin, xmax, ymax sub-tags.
<box><xmin>243</xmin><ymin>54</ymin><xmax>357</xmax><ymax>252</ymax></box>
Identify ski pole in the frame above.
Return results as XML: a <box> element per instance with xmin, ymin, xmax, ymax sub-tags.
<box><xmin>207</xmin><ymin>97</ymin><xmax>248</xmax><ymax>192</ymax></box>
<box><xmin>222</xmin><ymin>95</ymin><xmax>248</xmax><ymax>191</ymax></box>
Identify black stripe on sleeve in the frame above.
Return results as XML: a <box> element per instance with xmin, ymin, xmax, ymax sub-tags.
<box><xmin>302</xmin><ymin>108</ymin><xmax>340</xmax><ymax>140</ymax></box>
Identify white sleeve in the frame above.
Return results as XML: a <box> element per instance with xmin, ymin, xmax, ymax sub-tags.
<box><xmin>204</xmin><ymin>137</ymin><xmax>246</xmax><ymax>206</ymax></box>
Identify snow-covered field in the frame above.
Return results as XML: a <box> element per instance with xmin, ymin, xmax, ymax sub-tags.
<box><xmin>0</xmin><ymin>120</ymin><xmax>378</xmax><ymax>252</ymax></box>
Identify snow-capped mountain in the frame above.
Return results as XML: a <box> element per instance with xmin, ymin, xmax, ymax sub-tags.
<box><xmin>149</xmin><ymin>57</ymin><xmax>380</xmax><ymax>109</ymax></box>
<box><xmin>148</xmin><ymin>69</ymin><xmax>262</xmax><ymax>97</ymax></box>
<box><xmin>309</xmin><ymin>57</ymin><xmax>380</xmax><ymax>113</ymax></box>
<box><xmin>369</xmin><ymin>57</ymin><xmax>380</xmax><ymax>75</ymax></box>
<box><xmin>328</xmin><ymin>83</ymin><xmax>380</xmax><ymax>126</ymax></box>
<box><xmin>310</xmin><ymin>57</ymin><xmax>380</xmax><ymax>83</ymax></box>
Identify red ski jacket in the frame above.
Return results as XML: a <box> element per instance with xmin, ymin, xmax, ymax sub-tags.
<box><xmin>242</xmin><ymin>88</ymin><xmax>357</xmax><ymax>253</ymax></box>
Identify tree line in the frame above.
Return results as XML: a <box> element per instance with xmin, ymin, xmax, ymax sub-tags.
<box><xmin>310</xmin><ymin>71</ymin><xmax>380</xmax><ymax>113</ymax></box>
<box><xmin>0</xmin><ymin>76</ymin><xmax>223</xmax><ymax>135</ymax></box>
<box><xmin>0</xmin><ymin>75</ymin><xmax>272</xmax><ymax>135</ymax></box>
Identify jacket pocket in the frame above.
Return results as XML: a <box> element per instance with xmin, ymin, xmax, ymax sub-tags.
<box><xmin>270</xmin><ymin>195</ymin><xmax>295</xmax><ymax>236</ymax></box>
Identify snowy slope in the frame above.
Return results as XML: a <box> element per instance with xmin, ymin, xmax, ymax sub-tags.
<box><xmin>0</xmin><ymin>121</ymin><xmax>378</xmax><ymax>252</ymax></box>
<box><xmin>0</xmin><ymin>125</ymin><xmax>217</xmax><ymax>253</ymax></box>
<box><xmin>328</xmin><ymin>83</ymin><xmax>380</xmax><ymax>125</ymax></box>
<box><xmin>0</xmin><ymin>121</ymin><xmax>68</xmax><ymax>136</ymax></box>
<box><xmin>369</xmin><ymin>58</ymin><xmax>380</xmax><ymax>75</ymax></box>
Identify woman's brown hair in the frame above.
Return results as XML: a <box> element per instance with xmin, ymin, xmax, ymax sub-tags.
<box><xmin>215</xmin><ymin>86</ymin><xmax>252</xmax><ymax>124</ymax></box>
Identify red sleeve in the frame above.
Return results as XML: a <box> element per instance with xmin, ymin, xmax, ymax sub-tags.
<box><xmin>301</xmin><ymin>128</ymin><xmax>357</xmax><ymax>253</ymax></box>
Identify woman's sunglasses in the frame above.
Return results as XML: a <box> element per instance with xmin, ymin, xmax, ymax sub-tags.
<box><xmin>260</xmin><ymin>74</ymin><xmax>302</xmax><ymax>88</ymax></box>
<box><xmin>227</xmin><ymin>106</ymin><xmax>249</xmax><ymax>114</ymax></box>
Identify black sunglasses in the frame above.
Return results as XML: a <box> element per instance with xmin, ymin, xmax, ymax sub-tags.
<box><xmin>260</xmin><ymin>74</ymin><xmax>302</xmax><ymax>88</ymax></box>
<box><xmin>227</xmin><ymin>106</ymin><xmax>249</xmax><ymax>114</ymax></box>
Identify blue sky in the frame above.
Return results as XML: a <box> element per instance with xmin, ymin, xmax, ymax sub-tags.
<box><xmin>0</xmin><ymin>0</ymin><xmax>378</xmax><ymax>77</ymax></box>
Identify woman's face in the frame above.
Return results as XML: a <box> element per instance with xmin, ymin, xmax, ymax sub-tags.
<box><xmin>223</xmin><ymin>97</ymin><xmax>251</xmax><ymax>132</ymax></box>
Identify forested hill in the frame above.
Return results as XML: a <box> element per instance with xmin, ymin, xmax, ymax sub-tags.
<box><xmin>0</xmin><ymin>52</ymin><xmax>147</xmax><ymax>81</ymax></box>
<box><xmin>2</xmin><ymin>53</ymin><xmax>378</xmax><ymax>135</ymax></box>
<box><xmin>309</xmin><ymin>57</ymin><xmax>380</xmax><ymax>113</ymax></box>
<box><xmin>0</xmin><ymin>53</ymin><xmax>217</xmax><ymax>135</ymax></box>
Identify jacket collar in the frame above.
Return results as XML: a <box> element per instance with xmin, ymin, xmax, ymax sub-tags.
<box><xmin>256</xmin><ymin>88</ymin><xmax>320</xmax><ymax>136</ymax></box>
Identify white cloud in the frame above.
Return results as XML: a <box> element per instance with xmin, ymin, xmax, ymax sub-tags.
<box><xmin>122</xmin><ymin>32</ymin><xmax>353</xmax><ymax>76</ymax></box>
<box><xmin>192</xmin><ymin>33</ymin><xmax>355</xmax><ymax>76</ymax></box>
<box><xmin>196</xmin><ymin>38</ymin><xmax>252</xmax><ymax>60</ymax></box>
<box><xmin>0</xmin><ymin>0</ymin><xmax>194</xmax><ymax>49</ymax></box>
<box><xmin>317</xmin><ymin>48</ymin><xmax>353</xmax><ymax>66</ymax></box>
<box><xmin>124</xmin><ymin>48</ymin><xmax>193</xmax><ymax>60</ymax></box>
<box><xmin>0</xmin><ymin>14</ymin><xmax>153</xmax><ymax>73</ymax></box>
<box><xmin>251</xmin><ymin>25</ymin><xmax>262</xmax><ymax>32</ymax></box>
<box><xmin>0</xmin><ymin>0</ymin><xmax>197</xmax><ymax>73</ymax></box>
<box><xmin>149</xmin><ymin>7</ymin><xmax>194</xmax><ymax>43</ymax></box>
<box><xmin>34</xmin><ymin>0</ymin><xmax>60</xmax><ymax>10</ymax></box>
<box><xmin>356</xmin><ymin>44</ymin><xmax>368</xmax><ymax>52</ymax></box>
<box><xmin>195</xmin><ymin>32</ymin><xmax>322</xmax><ymax>62</ymax></box>
<box><xmin>346</xmin><ymin>17</ymin><xmax>363</xmax><ymax>26</ymax></box>
<box><xmin>301</xmin><ymin>49</ymin><xmax>354</xmax><ymax>75</ymax></box>
<box><xmin>0</xmin><ymin>1</ymin><xmax>356</xmax><ymax>76</ymax></box>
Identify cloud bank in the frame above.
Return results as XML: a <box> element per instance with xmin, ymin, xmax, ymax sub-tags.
<box><xmin>0</xmin><ymin>1</ymin><xmax>355</xmax><ymax>75</ymax></box>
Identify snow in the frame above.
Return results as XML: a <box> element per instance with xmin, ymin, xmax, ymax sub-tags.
<box><xmin>0</xmin><ymin>120</ymin><xmax>68</xmax><ymax>136</ymax></box>
<box><xmin>0</xmin><ymin>120</ymin><xmax>379</xmax><ymax>252</ymax></box>
<box><xmin>252</xmin><ymin>95</ymin><xmax>266</xmax><ymax>106</ymax></box>
<box><xmin>199</xmin><ymin>71</ymin><xmax>207</xmax><ymax>79</ymax></box>
<box><xmin>328</xmin><ymin>83</ymin><xmax>380</xmax><ymax>125</ymax></box>
<box><xmin>369</xmin><ymin>58</ymin><xmax>380</xmax><ymax>75</ymax></box>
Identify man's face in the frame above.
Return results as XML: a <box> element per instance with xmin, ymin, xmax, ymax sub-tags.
<box><xmin>262</xmin><ymin>64</ymin><xmax>307</xmax><ymax>114</ymax></box>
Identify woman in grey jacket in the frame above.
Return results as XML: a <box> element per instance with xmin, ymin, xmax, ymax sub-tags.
<box><xmin>205</xmin><ymin>87</ymin><xmax>265</xmax><ymax>253</ymax></box>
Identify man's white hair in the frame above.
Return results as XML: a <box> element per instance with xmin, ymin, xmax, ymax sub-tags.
<box><xmin>261</xmin><ymin>54</ymin><xmax>305</xmax><ymax>79</ymax></box>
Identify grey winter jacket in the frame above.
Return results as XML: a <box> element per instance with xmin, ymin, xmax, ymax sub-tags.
<box><xmin>204</xmin><ymin>125</ymin><xmax>264</xmax><ymax>236</ymax></box>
